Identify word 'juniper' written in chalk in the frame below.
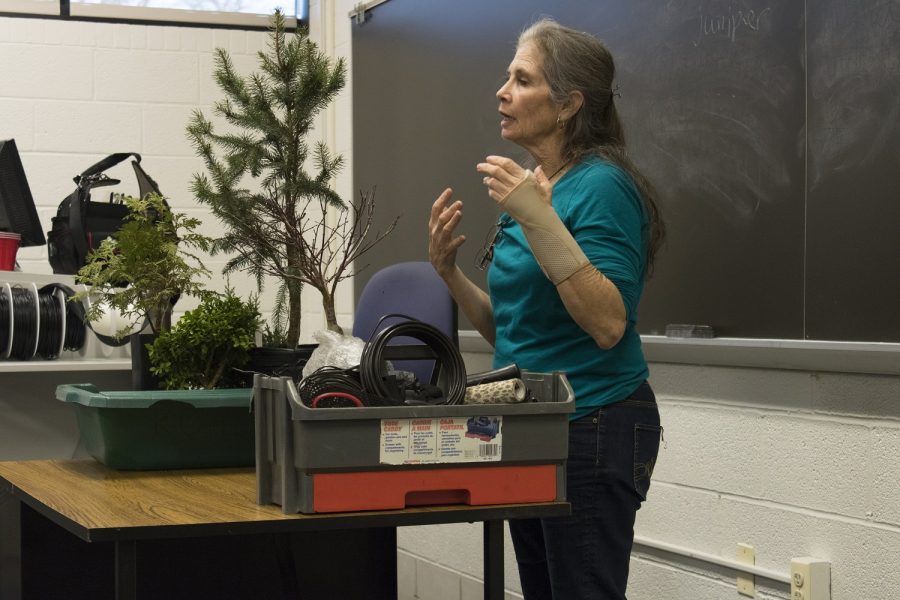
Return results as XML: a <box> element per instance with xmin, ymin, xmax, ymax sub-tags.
<box><xmin>693</xmin><ymin>6</ymin><xmax>771</xmax><ymax>46</ymax></box>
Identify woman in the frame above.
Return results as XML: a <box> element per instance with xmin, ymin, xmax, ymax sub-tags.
<box><xmin>428</xmin><ymin>18</ymin><xmax>665</xmax><ymax>600</ymax></box>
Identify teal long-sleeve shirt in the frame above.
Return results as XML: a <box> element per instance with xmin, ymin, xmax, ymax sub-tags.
<box><xmin>488</xmin><ymin>157</ymin><xmax>649</xmax><ymax>419</ymax></box>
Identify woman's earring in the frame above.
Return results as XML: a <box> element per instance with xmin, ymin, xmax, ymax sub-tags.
<box><xmin>557</xmin><ymin>114</ymin><xmax>565</xmax><ymax>128</ymax></box>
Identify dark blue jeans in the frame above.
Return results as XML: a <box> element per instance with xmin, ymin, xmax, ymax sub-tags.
<box><xmin>509</xmin><ymin>382</ymin><xmax>662</xmax><ymax>600</ymax></box>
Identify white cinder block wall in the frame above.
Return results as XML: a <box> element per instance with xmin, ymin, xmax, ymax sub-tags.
<box><xmin>0</xmin><ymin>8</ymin><xmax>352</xmax><ymax>338</ymax></box>
<box><xmin>631</xmin><ymin>363</ymin><xmax>900</xmax><ymax>600</ymax></box>
<box><xmin>5</xmin><ymin>4</ymin><xmax>900</xmax><ymax>600</ymax></box>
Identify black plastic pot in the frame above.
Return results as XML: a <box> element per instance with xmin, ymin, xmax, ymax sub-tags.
<box><xmin>130</xmin><ymin>333</ymin><xmax>161</xmax><ymax>391</ymax></box>
<box><xmin>242</xmin><ymin>344</ymin><xmax>317</xmax><ymax>385</ymax></box>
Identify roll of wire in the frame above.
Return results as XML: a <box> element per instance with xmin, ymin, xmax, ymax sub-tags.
<box><xmin>1</xmin><ymin>284</ymin><xmax>86</xmax><ymax>360</ymax></box>
<box><xmin>37</xmin><ymin>291</ymin><xmax>62</xmax><ymax>359</ymax></box>
<box><xmin>39</xmin><ymin>283</ymin><xmax>86</xmax><ymax>353</ymax></box>
<box><xmin>10</xmin><ymin>287</ymin><xmax>37</xmax><ymax>360</ymax></box>
<box><xmin>63</xmin><ymin>295</ymin><xmax>87</xmax><ymax>352</ymax></box>
<box><xmin>359</xmin><ymin>314</ymin><xmax>466</xmax><ymax>406</ymax></box>
<box><xmin>298</xmin><ymin>365</ymin><xmax>369</xmax><ymax>408</ymax></box>
<box><xmin>0</xmin><ymin>287</ymin><xmax>9</xmax><ymax>355</ymax></box>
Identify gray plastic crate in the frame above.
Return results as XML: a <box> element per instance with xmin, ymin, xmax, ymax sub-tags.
<box><xmin>254</xmin><ymin>371</ymin><xmax>575</xmax><ymax>514</ymax></box>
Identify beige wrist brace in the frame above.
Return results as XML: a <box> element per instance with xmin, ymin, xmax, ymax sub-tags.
<box><xmin>500</xmin><ymin>170</ymin><xmax>590</xmax><ymax>284</ymax></box>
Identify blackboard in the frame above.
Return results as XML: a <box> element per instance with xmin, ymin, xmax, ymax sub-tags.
<box><xmin>352</xmin><ymin>0</ymin><xmax>900</xmax><ymax>342</ymax></box>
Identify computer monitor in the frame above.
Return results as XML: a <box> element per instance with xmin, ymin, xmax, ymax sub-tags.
<box><xmin>0</xmin><ymin>138</ymin><xmax>46</xmax><ymax>248</ymax></box>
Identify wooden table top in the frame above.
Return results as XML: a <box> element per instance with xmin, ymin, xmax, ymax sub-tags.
<box><xmin>0</xmin><ymin>459</ymin><xmax>569</xmax><ymax>542</ymax></box>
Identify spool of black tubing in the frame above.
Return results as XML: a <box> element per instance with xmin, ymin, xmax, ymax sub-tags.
<box><xmin>63</xmin><ymin>295</ymin><xmax>86</xmax><ymax>352</ymax></box>
<box><xmin>38</xmin><ymin>283</ymin><xmax>86</xmax><ymax>353</ymax></box>
<box><xmin>297</xmin><ymin>366</ymin><xmax>370</xmax><ymax>408</ymax></box>
<box><xmin>10</xmin><ymin>287</ymin><xmax>37</xmax><ymax>360</ymax></box>
<box><xmin>0</xmin><ymin>287</ymin><xmax>10</xmax><ymax>355</ymax></box>
<box><xmin>37</xmin><ymin>291</ymin><xmax>63</xmax><ymax>359</ymax></box>
<box><xmin>359</xmin><ymin>315</ymin><xmax>466</xmax><ymax>406</ymax></box>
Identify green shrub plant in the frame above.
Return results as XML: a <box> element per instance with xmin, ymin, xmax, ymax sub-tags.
<box><xmin>149</xmin><ymin>288</ymin><xmax>262</xmax><ymax>390</ymax></box>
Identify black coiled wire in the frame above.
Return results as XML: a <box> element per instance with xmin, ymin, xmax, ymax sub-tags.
<box><xmin>63</xmin><ymin>294</ymin><xmax>87</xmax><ymax>352</ymax></box>
<box><xmin>39</xmin><ymin>284</ymin><xmax>86</xmax><ymax>353</ymax></box>
<box><xmin>37</xmin><ymin>291</ymin><xmax>62</xmax><ymax>359</ymax></box>
<box><xmin>0</xmin><ymin>288</ymin><xmax>9</xmax><ymax>354</ymax></box>
<box><xmin>0</xmin><ymin>284</ymin><xmax>87</xmax><ymax>361</ymax></box>
<box><xmin>298</xmin><ymin>366</ymin><xmax>369</xmax><ymax>408</ymax></box>
<box><xmin>10</xmin><ymin>287</ymin><xmax>36</xmax><ymax>360</ymax></box>
<box><xmin>359</xmin><ymin>315</ymin><xmax>466</xmax><ymax>406</ymax></box>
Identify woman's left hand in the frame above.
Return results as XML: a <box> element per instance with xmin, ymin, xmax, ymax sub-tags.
<box><xmin>476</xmin><ymin>155</ymin><xmax>552</xmax><ymax>206</ymax></box>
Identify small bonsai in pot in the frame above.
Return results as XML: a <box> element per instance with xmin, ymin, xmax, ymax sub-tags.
<box><xmin>148</xmin><ymin>287</ymin><xmax>261</xmax><ymax>390</ymax></box>
<box><xmin>187</xmin><ymin>9</ymin><xmax>396</xmax><ymax>346</ymax></box>
<box><xmin>76</xmin><ymin>193</ymin><xmax>212</xmax><ymax>338</ymax></box>
<box><xmin>75</xmin><ymin>193</ymin><xmax>213</xmax><ymax>389</ymax></box>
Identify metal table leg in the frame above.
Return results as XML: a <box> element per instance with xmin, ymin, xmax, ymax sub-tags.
<box><xmin>115</xmin><ymin>540</ymin><xmax>137</xmax><ymax>600</ymax></box>
<box><xmin>0</xmin><ymin>489</ymin><xmax>22</xmax><ymax>600</ymax></box>
<box><xmin>483</xmin><ymin>519</ymin><xmax>504</xmax><ymax>600</ymax></box>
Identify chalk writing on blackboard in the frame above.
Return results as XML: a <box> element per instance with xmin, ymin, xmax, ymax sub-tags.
<box><xmin>693</xmin><ymin>6</ymin><xmax>772</xmax><ymax>46</ymax></box>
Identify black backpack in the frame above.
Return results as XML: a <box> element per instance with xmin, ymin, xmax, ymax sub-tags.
<box><xmin>47</xmin><ymin>152</ymin><xmax>161</xmax><ymax>275</ymax></box>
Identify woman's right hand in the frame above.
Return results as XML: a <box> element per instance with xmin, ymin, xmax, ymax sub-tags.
<box><xmin>428</xmin><ymin>188</ymin><xmax>466</xmax><ymax>279</ymax></box>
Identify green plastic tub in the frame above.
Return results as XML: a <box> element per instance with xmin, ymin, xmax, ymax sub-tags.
<box><xmin>56</xmin><ymin>384</ymin><xmax>255</xmax><ymax>470</ymax></box>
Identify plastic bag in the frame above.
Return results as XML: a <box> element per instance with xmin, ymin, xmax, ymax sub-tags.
<box><xmin>301</xmin><ymin>330</ymin><xmax>368</xmax><ymax>379</ymax></box>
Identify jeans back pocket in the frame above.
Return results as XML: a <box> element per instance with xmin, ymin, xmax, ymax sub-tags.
<box><xmin>633</xmin><ymin>424</ymin><xmax>662</xmax><ymax>501</ymax></box>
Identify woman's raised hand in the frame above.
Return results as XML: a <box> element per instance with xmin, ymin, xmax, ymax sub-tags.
<box><xmin>428</xmin><ymin>188</ymin><xmax>466</xmax><ymax>279</ymax></box>
<box><xmin>477</xmin><ymin>155</ymin><xmax>552</xmax><ymax>206</ymax></box>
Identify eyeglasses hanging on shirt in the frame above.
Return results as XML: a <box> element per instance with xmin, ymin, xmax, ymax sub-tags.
<box><xmin>475</xmin><ymin>214</ymin><xmax>513</xmax><ymax>270</ymax></box>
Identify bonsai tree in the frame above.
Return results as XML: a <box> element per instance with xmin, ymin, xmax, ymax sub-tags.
<box><xmin>148</xmin><ymin>288</ymin><xmax>262</xmax><ymax>390</ymax></box>
<box><xmin>76</xmin><ymin>193</ymin><xmax>212</xmax><ymax>338</ymax></box>
<box><xmin>187</xmin><ymin>10</ymin><xmax>344</xmax><ymax>345</ymax></box>
<box><xmin>188</xmin><ymin>10</ymin><xmax>397</xmax><ymax>344</ymax></box>
<box><xmin>283</xmin><ymin>187</ymin><xmax>398</xmax><ymax>335</ymax></box>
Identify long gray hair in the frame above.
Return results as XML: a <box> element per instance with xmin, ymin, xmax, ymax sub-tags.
<box><xmin>519</xmin><ymin>18</ymin><xmax>665</xmax><ymax>276</ymax></box>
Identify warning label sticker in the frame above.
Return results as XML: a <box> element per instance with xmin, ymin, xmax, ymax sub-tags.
<box><xmin>379</xmin><ymin>416</ymin><xmax>503</xmax><ymax>465</ymax></box>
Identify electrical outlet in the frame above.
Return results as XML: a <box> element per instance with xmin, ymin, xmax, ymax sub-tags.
<box><xmin>790</xmin><ymin>557</ymin><xmax>831</xmax><ymax>600</ymax></box>
<box><xmin>737</xmin><ymin>543</ymin><xmax>755</xmax><ymax>597</ymax></box>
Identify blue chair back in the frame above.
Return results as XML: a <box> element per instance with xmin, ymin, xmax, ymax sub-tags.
<box><xmin>352</xmin><ymin>261</ymin><xmax>458</xmax><ymax>383</ymax></box>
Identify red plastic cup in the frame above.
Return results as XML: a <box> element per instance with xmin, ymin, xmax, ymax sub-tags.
<box><xmin>0</xmin><ymin>232</ymin><xmax>21</xmax><ymax>271</ymax></box>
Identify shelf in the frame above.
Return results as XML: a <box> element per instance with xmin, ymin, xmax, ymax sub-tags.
<box><xmin>640</xmin><ymin>336</ymin><xmax>900</xmax><ymax>376</ymax></box>
<box><xmin>458</xmin><ymin>331</ymin><xmax>900</xmax><ymax>376</ymax></box>
<box><xmin>0</xmin><ymin>359</ymin><xmax>131</xmax><ymax>373</ymax></box>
